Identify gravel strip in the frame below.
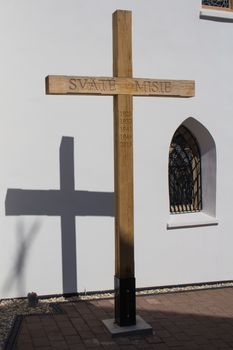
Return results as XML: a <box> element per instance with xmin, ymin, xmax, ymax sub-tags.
<box><xmin>0</xmin><ymin>298</ymin><xmax>51</xmax><ymax>349</ymax></box>
<box><xmin>1</xmin><ymin>281</ymin><xmax>233</xmax><ymax>349</ymax></box>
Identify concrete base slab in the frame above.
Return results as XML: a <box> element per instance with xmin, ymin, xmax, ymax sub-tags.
<box><xmin>102</xmin><ymin>315</ymin><xmax>153</xmax><ymax>337</ymax></box>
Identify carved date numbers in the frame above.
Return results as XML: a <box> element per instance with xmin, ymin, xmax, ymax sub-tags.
<box><xmin>119</xmin><ymin>110</ymin><xmax>132</xmax><ymax>148</ymax></box>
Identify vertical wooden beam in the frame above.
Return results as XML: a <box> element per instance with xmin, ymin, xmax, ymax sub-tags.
<box><xmin>113</xmin><ymin>10</ymin><xmax>136</xmax><ymax>326</ymax></box>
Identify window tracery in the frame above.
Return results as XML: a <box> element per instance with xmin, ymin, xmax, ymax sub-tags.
<box><xmin>202</xmin><ymin>0</ymin><xmax>230</xmax><ymax>8</ymax></box>
<box><xmin>169</xmin><ymin>125</ymin><xmax>202</xmax><ymax>213</ymax></box>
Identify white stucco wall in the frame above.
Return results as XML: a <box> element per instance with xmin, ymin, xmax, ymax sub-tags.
<box><xmin>1</xmin><ymin>0</ymin><xmax>233</xmax><ymax>299</ymax></box>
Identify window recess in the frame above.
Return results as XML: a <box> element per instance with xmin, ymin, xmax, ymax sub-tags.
<box><xmin>201</xmin><ymin>0</ymin><xmax>233</xmax><ymax>20</ymax></box>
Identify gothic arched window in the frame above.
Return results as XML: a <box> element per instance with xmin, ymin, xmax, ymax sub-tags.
<box><xmin>169</xmin><ymin>125</ymin><xmax>202</xmax><ymax>213</ymax></box>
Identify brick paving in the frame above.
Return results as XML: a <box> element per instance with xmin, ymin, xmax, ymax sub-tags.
<box><xmin>13</xmin><ymin>287</ymin><xmax>233</xmax><ymax>349</ymax></box>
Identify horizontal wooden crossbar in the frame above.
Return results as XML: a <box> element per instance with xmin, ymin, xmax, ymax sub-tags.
<box><xmin>46</xmin><ymin>75</ymin><xmax>195</xmax><ymax>97</ymax></box>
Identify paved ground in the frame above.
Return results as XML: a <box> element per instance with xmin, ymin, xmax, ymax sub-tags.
<box><xmin>13</xmin><ymin>287</ymin><xmax>233</xmax><ymax>349</ymax></box>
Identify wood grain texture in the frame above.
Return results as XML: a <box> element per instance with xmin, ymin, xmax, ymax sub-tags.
<box><xmin>113</xmin><ymin>10</ymin><xmax>134</xmax><ymax>278</ymax></box>
<box><xmin>46</xmin><ymin>75</ymin><xmax>194</xmax><ymax>97</ymax></box>
<box><xmin>113</xmin><ymin>10</ymin><xmax>132</xmax><ymax>78</ymax></box>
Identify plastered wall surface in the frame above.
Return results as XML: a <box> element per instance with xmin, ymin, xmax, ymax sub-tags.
<box><xmin>0</xmin><ymin>0</ymin><xmax>233</xmax><ymax>298</ymax></box>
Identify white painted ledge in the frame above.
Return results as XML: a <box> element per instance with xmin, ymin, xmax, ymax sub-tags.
<box><xmin>200</xmin><ymin>7</ymin><xmax>233</xmax><ymax>21</ymax></box>
<box><xmin>167</xmin><ymin>212</ymin><xmax>218</xmax><ymax>229</ymax></box>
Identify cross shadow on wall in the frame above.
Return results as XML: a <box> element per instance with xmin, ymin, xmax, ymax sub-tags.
<box><xmin>5</xmin><ymin>137</ymin><xmax>114</xmax><ymax>295</ymax></box>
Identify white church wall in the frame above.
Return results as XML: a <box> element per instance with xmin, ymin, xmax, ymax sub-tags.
<box><xmin>1</xmin><ymin>0</ymin><xmax>233</xmax><ymax>298</ymax></box>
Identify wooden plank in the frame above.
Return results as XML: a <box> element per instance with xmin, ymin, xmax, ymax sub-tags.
<box><xmin>114</xmin><ymin>95</ymin><xmax>134</xmax><ymax>278</ymax></box>
<box><xmin>46</xmin><ymin>75</ymin><xmax>195</xmax><ymax>97</ymax></box>
<box><xmin>113</xmin><ymin>10</ymin><xmax>132</xmax><ymax>79</ymax></box>
<box><xmin>113</xmin><ymin>10</ymin><xmax>134</xmax><ymax>278</ymax></box>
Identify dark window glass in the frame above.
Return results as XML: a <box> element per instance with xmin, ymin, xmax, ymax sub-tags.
<box><xmin>169</xmin><ymin>126</ymin><xmax>202</xmax><ymax>213</ymax></box>
<box><xmin>202</xmin><ymin>0</ymin><xmax>229</xmax><ymax>7</ymax></box>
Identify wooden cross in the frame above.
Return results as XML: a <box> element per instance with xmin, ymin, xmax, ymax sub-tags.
<box><xmin>46</xmin><ymin>10</ymin><xmax>194</xmax><ymax>327</ymax></box>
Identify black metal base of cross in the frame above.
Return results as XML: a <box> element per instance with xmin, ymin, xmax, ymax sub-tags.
<box><xmin>114</xmin><ymin>276</ymin><xmax>136</xmax><ymax>326</ymax></box>
<box><xmin>103</xmin><ymin>275</ymin><xmax>152</xmax><ymax>337</ymax></box>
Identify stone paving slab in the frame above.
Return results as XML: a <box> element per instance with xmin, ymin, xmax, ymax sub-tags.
<box><xmin>12</xmin><ymin>287</ymin><xmax>233</xmax><ymax>349</ymax></box>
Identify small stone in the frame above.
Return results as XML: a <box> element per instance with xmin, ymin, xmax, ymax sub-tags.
<box><xmin>27</xmin><ymin>292</ymin><xmax>39</xmax><ymax>307</ymax></box>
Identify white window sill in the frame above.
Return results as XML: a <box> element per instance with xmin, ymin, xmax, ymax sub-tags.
<box><xmin>167</xmin><ymin>212</ymin><xmax>218</xmax><ymax>229</ymax></box>
<box><xmin>200</xmin><ymin>7</ymin><xmax>233</xmax><ymax>21</ymax></box>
